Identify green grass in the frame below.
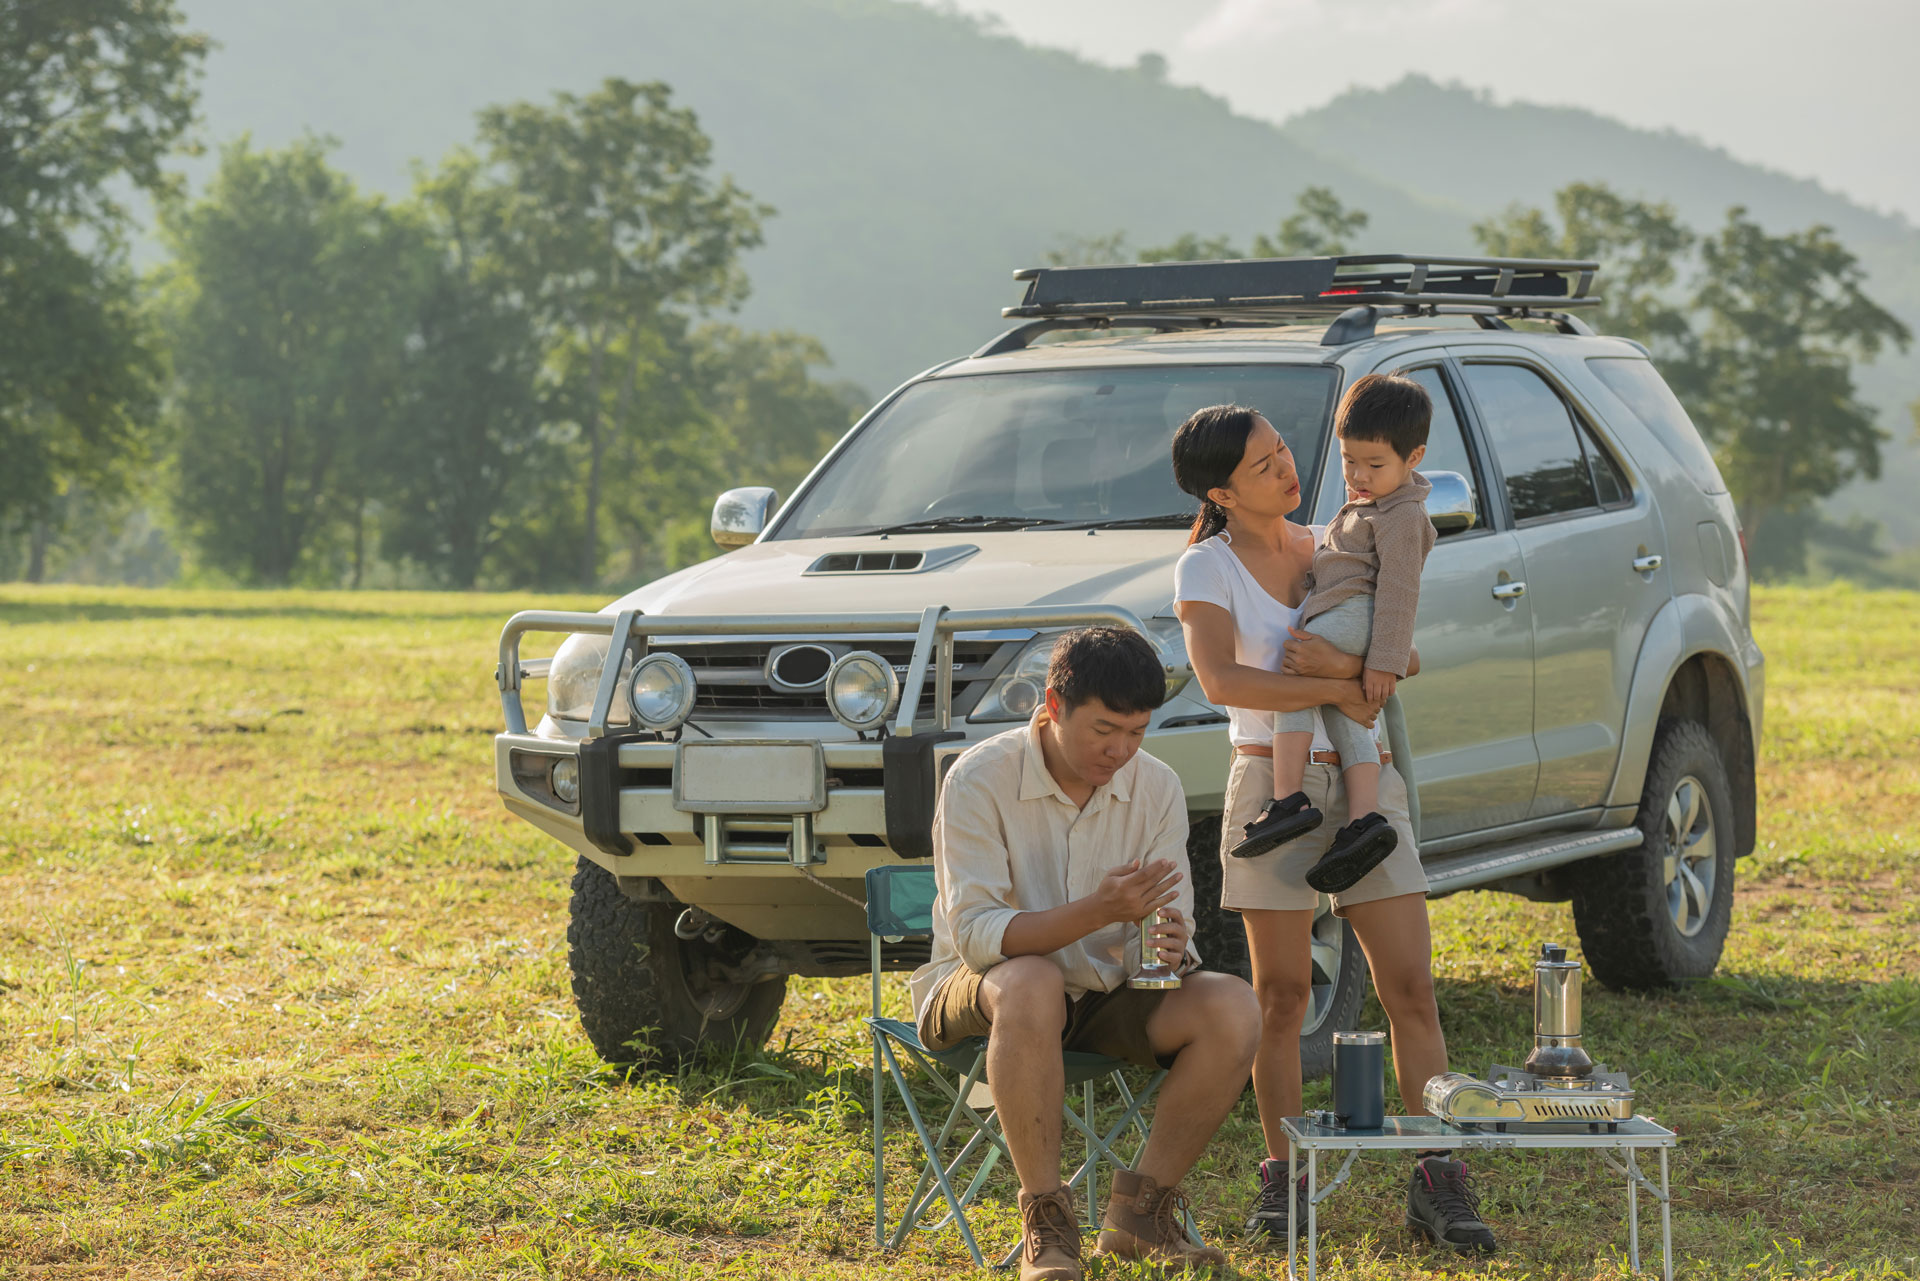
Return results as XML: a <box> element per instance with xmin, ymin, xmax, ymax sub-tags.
<box><xmin>1</xmin><ymin>583</ymin><xmax>1915</xmax><ymax>1279</ymax></box>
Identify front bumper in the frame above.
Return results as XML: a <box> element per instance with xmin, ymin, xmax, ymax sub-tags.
<box><xmin>491</xmin><ymin>602</ymin><xmax>1215</xmax><ymax>940</ymax></box>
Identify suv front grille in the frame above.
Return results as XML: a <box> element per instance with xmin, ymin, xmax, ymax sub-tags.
<box><xmin>653</xmin><ymin>638</ymin><xmax>1014</xmax><ymax>721</ymax></box>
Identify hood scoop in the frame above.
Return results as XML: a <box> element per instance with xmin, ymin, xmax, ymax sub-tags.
<box><xmin>804</xmin><ymin>544</ymin><xmax>978</xmax><ymax>576</ymax></box>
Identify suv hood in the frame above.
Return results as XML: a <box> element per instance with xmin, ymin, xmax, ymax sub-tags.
<box><xmin>605</xmin><ymin>531</ymin><xmax>1188</xmax><ymax>622</ymax></box>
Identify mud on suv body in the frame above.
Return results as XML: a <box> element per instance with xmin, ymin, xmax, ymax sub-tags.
<box><xmin>493</xmin><ymin>254</ymin><xmax>1762</xmax><ymax>1074</ymax></box>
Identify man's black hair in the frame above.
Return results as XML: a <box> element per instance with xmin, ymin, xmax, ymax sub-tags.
<box><xmin>1045</xmin><ymin>626</ymin><xmax>1166</xmax><ymax>716</ymax></box>
<box><xmin>1336</xmin><ymin>372</ymin><xmax>1431</xmax><ymax>460</ymax></box>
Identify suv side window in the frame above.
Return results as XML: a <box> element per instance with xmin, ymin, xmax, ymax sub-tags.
<box><xmin>1461</xmin><ymin>362</ymin><xmax>1601</xmax><ymax>523</ymax></box>
<box><xmin>1582</xmin><ymin>420</ymin><xmax>1632</xmax><ymax>508</ymax></box>
<box><xmin>1314</xmin><ymin>363</ymin><xmax>1482</xmax><ymax>536</ymax></box>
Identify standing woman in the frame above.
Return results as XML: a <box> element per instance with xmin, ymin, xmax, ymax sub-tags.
<box><xmin>1169</xmin><ymin>404</ymin><xmax>1497</xmax><ymax>1254</ymax></box>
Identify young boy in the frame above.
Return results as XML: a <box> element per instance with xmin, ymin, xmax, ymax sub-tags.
<box><xmin>1230</xmin><ymin>373</ymin><xmax>1436</xmax><ymax>892</ymax></box>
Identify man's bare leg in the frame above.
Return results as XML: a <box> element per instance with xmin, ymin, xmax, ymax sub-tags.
<box><xmin>1240</xmin><ymin>907</ymin><xmax>1316</xmax><ymax>1157</ymax></box>
<box><xmin>979</xmin><ymin>956</ymin><xmax>1069</xmax><ymax>1193</ymax></box>
<box><xmin>1131</xmin><ymin>971</ymin><xmax>1261</xmax><ymax>1184</ymax></box>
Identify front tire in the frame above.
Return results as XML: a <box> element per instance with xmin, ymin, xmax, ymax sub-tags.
<box><xmin>1187</xmin><ymin>815</ymin><xmax>1371</xmax><ymax>1080</ymax></box>
<box><xmin>1571</xmin><ymin>719</ymin><xmax>1737</xmax><ymax>989</ymax></box>
<box><xmin>566</xmin><ymin>857</ymin><xmax>787</xmax><ymax>1067</ymax></box>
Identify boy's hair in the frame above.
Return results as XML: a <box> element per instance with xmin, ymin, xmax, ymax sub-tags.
<box><xmin>1335</xmin><ymin>373</ymin><xmax>1431</xmax><ymax>459</ymax></box>
<box><xmin>1046</xmin><ymin>626</ymin><xmax>1166</xmax><ymax>716</ymax></box>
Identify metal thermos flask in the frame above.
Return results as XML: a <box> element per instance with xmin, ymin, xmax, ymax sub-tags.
<box><xmin>1331</xmin><ymin>1030</ymin><xmax>1387</xmax><ymax>1129</ymax></box>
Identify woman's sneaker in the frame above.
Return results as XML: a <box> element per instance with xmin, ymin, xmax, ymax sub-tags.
<box><xmin>1230</xmin><ymin>792</ymin><xmax>1322</xmax><ymax>859</ymax></box>
<box><xmin>1405</xmin><ymin>1155</ymin><xmax>1496</xmax><ymax>1254</ymax></box>
<box><xmin>1244</xmin><ymin>1158</ymin><xmax>1320</xmax><ymax>1241</ymax></box>
<box><xmin>1304</xmin><ymin>812</ymin><xmax>1398</xmax><ymax>892</ymax></box>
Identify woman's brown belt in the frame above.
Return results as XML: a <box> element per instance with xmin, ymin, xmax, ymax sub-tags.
<box><xmin>1234</xmin><ymin>743</ymin><xmax>1392</xmax><ymax>768</ymax></box>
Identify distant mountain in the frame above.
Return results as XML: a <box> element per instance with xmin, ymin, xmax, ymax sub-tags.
<box><xmin>167</xmin><ymin>1</ymin><xmax>1920</xmax><ymax>545</ymax></box>
<box><xmin>172</xmin><ymin>0</ymin><xmax>1469</xmax><ymax>399</ymax></box>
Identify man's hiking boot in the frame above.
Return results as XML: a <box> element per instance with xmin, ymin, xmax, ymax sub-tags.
<box><xmin>1017</xmin><ymin>1187</ymin><xmax>1083</xmax><ymax>1281</ymax></box>
<box><xmin>1095</xmin><ymin>1167</ymin><xmax>1225</xmax><ymax>1271</ymax></box>
<box><xmin>1304</xmin><ymin>811</ymin><xmax>1398</xmax><ymax>892</ymax></box>
<box><xmin>1230</xmin><ymin>791</ymin><xmax>1322</xmax><ymax>858</ymax></box>
<box><xmin>1405</xmin><ymin>1155</ymin><xmax>1496</xmax><ymax>1254</ymax></box>
<box><xmin>1244</xmin><ymin>1157</ymin><xmax>1321</xmax><ymax>1242</ymax></box>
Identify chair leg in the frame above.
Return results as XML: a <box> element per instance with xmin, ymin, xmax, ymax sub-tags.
<box><xmin>876</xmin><ymin>1037</ymin><xmax>988</xmax><ymax>1267</ymax></box>
<box><xmin>1084</xmin><ymin>1080</ymin><xmax>1098</xmax><ymax>1229</ymax></box>
<box><xmin>872</xmin><ymin>1029</ymin><xmax>886</xmax><ymax>1249</ymax></box>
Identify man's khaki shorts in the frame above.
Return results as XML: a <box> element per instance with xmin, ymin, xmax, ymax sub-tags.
<box><xmin>1218</xmin><ymin>751</ymin><xmax>1429</xmax><ymax>914</ymax></box>
<box><xmin>918</xmin><ymin>967</ymin><xmax>1170</xmax><ymax>1069</ymax></box>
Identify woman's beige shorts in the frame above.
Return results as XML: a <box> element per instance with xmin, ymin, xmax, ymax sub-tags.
<box><xmin>1218</xmin><ymin>752</ymin><xmax>1429</xmax><ymax>914</ymax></box>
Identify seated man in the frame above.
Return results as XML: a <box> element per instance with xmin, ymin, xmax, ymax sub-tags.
<box><xmin>910</xmin><ymin>626</ymin><xmax>1261</xmax><ymax>1280</ymax></box>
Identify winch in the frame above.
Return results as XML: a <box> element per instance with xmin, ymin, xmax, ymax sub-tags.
<box><xmin>1424</xmin><ymin>943</ymin><xmax>1635</xmax><ymax>1131</ymax></box>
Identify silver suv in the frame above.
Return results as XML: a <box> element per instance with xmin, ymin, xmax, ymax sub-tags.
<box><xmin>492</xmin><ymin>254</ymin><xmax>1763</xmax><ymax>1075</ymax></box>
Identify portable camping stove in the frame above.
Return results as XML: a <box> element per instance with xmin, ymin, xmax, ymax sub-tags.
<box><xmin>1424</xmin><ymin>943</ymin><xmax>1636</xmax><ymax>1131</ymax></box>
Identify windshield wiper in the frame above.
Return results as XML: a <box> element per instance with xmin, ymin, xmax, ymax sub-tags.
<box><xmin>1052</xmin><ymin>512</ymin><xmax>1197</xmax><ymax>530</ymax></box>
<box><xmin>859</xmin><ymin>515</ymin><xmax>1070</xmax><ymax>535</ymax></box>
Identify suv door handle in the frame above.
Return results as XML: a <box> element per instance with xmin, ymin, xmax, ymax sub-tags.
<box><xmin>1632</xmin><ymin>553</ymin><xmax>1664</xmax><ymax>572</ymax></box>
<box><xmin>1491</xmin><ymin>580</ymin><xmax>1527</xmax><ymax>600</ymax></box>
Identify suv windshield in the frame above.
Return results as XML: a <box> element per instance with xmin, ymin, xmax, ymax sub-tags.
<box><xmin>773</xmin><ymin>364</ymin><xmax>1339</xmax><ymax>538</ymax></box>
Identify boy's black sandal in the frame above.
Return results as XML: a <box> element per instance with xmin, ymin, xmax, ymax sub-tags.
<box><xmin>1230</xmin><ymin>791</ymin><xmax>1322</xmax><ymax>859</ymax></box>
<box><xmin>1304</xmin><ymin>812</ymin><xmax>1398</xmax><ymax>892</ymax></box>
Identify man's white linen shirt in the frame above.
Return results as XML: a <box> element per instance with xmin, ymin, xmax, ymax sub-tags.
<box><xmin>908</xmin><ymin>712</ymin><xmax>1200</xmax><ymax>1029</ymax></box>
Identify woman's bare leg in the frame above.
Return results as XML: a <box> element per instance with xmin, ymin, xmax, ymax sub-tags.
<box><xmin>1240</xmin><ymin>907</ymin><xmax>1316</xmax><ymax>1157</ymax></box>
<box><xmin>1342</xmin><ymin>892</ymin><xmax>1447</xmax><ymax>1112</ymax></box>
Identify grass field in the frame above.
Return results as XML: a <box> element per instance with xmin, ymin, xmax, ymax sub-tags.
<box><xmin>1</xmin><ymin>583</ymin><xmax>1916</xmax><ymax>1279</ymax></box>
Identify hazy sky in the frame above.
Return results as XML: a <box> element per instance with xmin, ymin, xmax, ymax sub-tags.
<box><xmin>928</xmin><ymin>0</ymin><xmax>1920</xmax><ymax>223</ymax></box>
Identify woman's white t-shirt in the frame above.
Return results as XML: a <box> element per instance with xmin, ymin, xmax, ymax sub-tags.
<box><xmin>1172</xmin><ymin>526</ymin><xmax>1380</xmax><ymax>752</ymax></box>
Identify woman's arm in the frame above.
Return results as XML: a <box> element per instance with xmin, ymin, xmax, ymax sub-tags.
<box><xmin>1281</xmin><ymin>626</ymin><xmax>1422</xmax><ymax>679</ymax></box>
<box><xmin>1176</xmin><ymin>599</ymin><xmax>1381</xmax><ymax>727</ymax></box>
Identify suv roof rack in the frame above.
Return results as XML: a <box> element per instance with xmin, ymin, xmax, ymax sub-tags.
<box><xmin>983</xmin><ymin>253</ymin><xmax>1601</xmax><ymax>352</ymax></box>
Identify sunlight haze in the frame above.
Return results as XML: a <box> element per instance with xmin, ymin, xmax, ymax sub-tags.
<box><xmin>932</xmin><ymin>0</ymin><xmax>1920</xmax><ymax>223</ymax></box>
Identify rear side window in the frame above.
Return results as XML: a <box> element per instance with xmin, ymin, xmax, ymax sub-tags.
<box><xmin>1582</xmin><ymin>422</ymin><xmax>1631</xmax><ymax>508</ymax></box>
<box><xmin>1461</xmin><ymin>363</ymin><xmax>1597</xmax><ymax>522</ymax></box>
<box><xmin>1586</xmin><ymin>358</ymin><xmax>1728</xmax><ymax>494</ymax></box>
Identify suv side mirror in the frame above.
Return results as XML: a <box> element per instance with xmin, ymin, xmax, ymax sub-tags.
<box><xmin>711</xmin><ymin>487</ymin><xmax>779</xmax><ymax>548</ymax></box>
<box><xmin>1426</xmin><ymin>470</ymin><xmax>1478</xmax><ymax>536</ymax></box>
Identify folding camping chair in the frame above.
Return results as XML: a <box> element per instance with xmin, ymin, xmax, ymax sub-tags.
<box><xmin>866</xmin><ymin>863</ymin><xmax>1182</xmax><ymax>1267</ymax></box>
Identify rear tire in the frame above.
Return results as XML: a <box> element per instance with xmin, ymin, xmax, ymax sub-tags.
<box><xmin>1571</xmin><ymin>719</ymin><xmax>1736</xmax><ymax>989</ymax></box>
<box><xmin>1188</xmin><ymin>814</ymin><xmax>1370</xmax><ymax>1080</ymax></box>
<box><xmin>566</xmin><ymin>857</ymin><xmax>787</xmax><ymax>1067</ymax></box>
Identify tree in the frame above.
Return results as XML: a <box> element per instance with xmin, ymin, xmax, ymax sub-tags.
<box><xmin>472</xmin><ymin>78</ymin><xmax>768</xmax><ymax>586</ymax></box>
<box><xmin>0</xmin><ymin>0</ymin><xmax>206</xmax><ymax>576</ymax></box>
<box><xmin>1251</xmin><ymin>186</ymin><xmax>1370</xmax><ymax>257</ymax></box>
<box><xmin>0</xmin><ymin>234</ymin><xmax>159</xmax><ymax>580</ymax></box>
<box><xmin>1473</xmin><ymin>182</ymin><xmax>1694</xmax><ymax>356</ymax></box>
<box><xmin>377</xmin><ymin>153</ymin><xmax>546</xmax><ymax>589</ymax></box>
<box><xmin>1048</xmin><ymin>188</ymin><xmax>1372</xmax><ymax>267</ymax></box>
<box><xmin>1685</xmin><ymin>209</ymin><xmax>1910</xmax><ymax>563</ymax></box>
<box><xmin>158</xmin><ymin>138</ymin><xmax>427</xmax><ymax>585</ymax></box>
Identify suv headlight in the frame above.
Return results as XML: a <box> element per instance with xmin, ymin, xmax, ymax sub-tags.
<box><xmin>967</xmin><ymin>622</ymin><xmax>1192</xmax><ymax>725</ymax></box>
<box><xmin>628</xmin><ymin>653</ymin><xmax>696</xmax><ymax>730</ymax></box>
<box><xmin>546</xmin><ymin>632</ymin><xmax>631</xmax><ymax>725</ymax></box>
<box><xmin>825</xmin><ymin>650</ymin><xmax>900</xmax><ymax>731</ymax></box>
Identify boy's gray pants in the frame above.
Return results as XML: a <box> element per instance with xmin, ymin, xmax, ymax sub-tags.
<box><xmin>1276</xmin><ymin>595</ymin><xmax>1378</xmax><ymax>769</ymax></box>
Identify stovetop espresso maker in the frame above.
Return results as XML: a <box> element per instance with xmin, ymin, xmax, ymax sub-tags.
<box><xmin>1424</xmin><ymin>942</ymin><xmax>1636</xmax><ymax>1130</ymax></box>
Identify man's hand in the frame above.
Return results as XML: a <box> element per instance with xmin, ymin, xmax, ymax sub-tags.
<box><xmin>1335</xmin><ymin>679</ymin><xmax>1382</xmax><ymax>729</ymax></box>
<box><xmin>1363</xmin><ymin>668</ymin><xmax>1398</xmax><ymax>704</ymax></box>
<box><xmin>1144</xmin><ymin>907</ymin><xmax>1191</xmax><ymax>967</ymax></box>
<box><xmin>1092</xmin><ymin>858</ymin><xmax>1181</xmax><ymax>928</ymax></box>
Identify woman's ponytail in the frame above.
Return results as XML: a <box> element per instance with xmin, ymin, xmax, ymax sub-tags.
<box><xmin>1172</xmin><ymin>405</ymin><xmax>1261</xmax><ymax>545</ymax></box>
<box><xmin>1189</xmin><ymin>498</ymin><xmax>1229</xmax><ymax>545</ymax></box>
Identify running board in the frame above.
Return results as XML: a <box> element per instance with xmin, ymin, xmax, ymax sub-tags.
<box><xmin>1423</xmin><ymin>826</ymin><xmax>1643</xmax><ymax>897</ymax></box>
